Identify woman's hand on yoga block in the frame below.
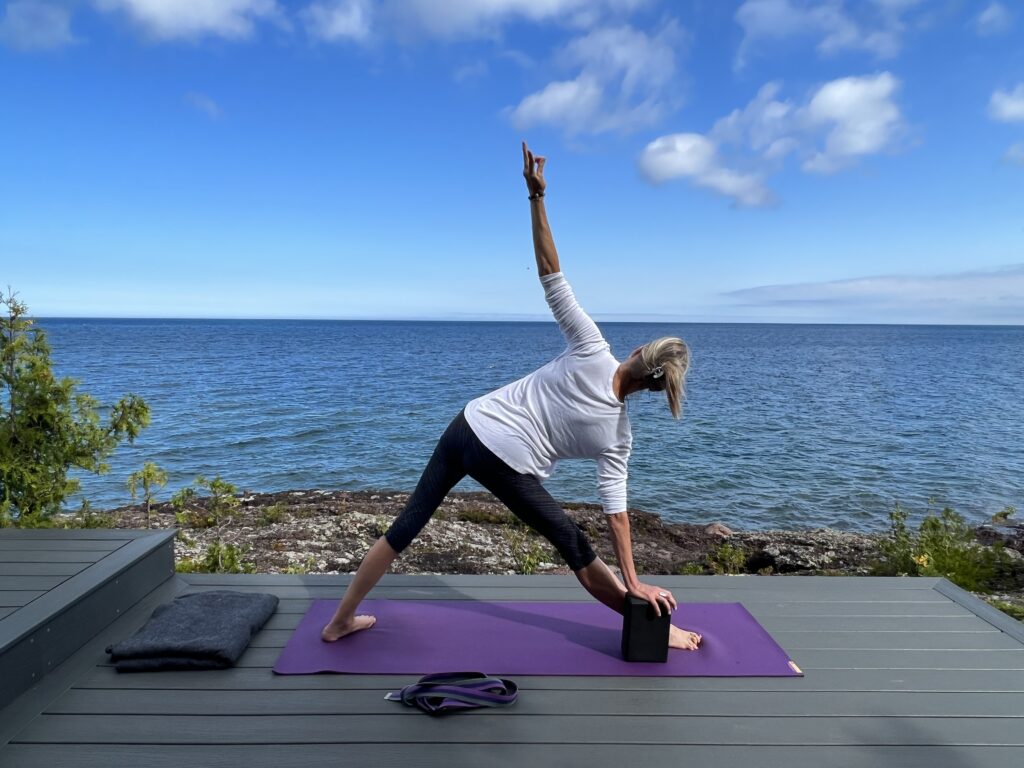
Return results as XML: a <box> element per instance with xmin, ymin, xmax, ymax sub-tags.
<box><xmin>628</xmin><ymin>582</ymin><xmax>676</xmax><ymax>618</ymax></box>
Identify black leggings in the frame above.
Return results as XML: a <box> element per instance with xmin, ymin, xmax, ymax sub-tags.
<box><xmin>384</xmin><ymin>410</ymin><xmax>598</xmax><ymax>572</ymax></box>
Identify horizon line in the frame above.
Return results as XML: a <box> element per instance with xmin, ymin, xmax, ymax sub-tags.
<box><xmin>29</xmin><ymin>315</ymin><xmax>1024</xmax><ymax>328</ymax></box>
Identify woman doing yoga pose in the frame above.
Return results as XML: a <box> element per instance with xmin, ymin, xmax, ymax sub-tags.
<box><xmin>322</xmin><ymin>142</ymin><xmax>702</xmax><ymax>651</ymax></box>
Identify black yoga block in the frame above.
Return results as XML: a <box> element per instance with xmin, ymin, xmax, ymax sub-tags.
<box><xmin>621</xmin><ymin>595</ymin><xmax>670</xmax><ymax>663</ymax></box>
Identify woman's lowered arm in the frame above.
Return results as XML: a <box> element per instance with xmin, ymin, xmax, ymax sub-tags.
<box><xmin>522</xmin><ymin>141</ymin><xmax>560</xmax><ymax>277</ymax></box>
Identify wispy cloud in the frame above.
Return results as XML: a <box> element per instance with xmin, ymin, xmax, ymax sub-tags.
<box><xmin>381</xmin><ymin>0</ymin><xmax>649</xmax><ymax>40</ymax></box>
<box><xmin>302</xmin><ymin>0</ymin><xmax>370</xmax><ymax>42</ymax></box>
<box><xmin>453</xmin><ymin>59</ymin><xmax>489</xmax><ymax>83</ymax></box>
<box><xmin>989</xmin><ymin>83</ymin><xmax>1024</xmax><ymax>123</ymax></box>
<box><xmin>507</xmin><ymin>21</ymin><xmax>683</xmax><ymax>136</ymax></box>
<box><xmin>734</xmin><ymin>0</ymin><xmax>924</xmax><ymax>70</ymax></box>
<box><xmin>94</xmin><ymin>0</ymin><xmax>281</xmax><ymax>41</ymax></box>
<box><xmin>185</xmin><ymin>91</ymin><xmax>223</xmax><ymax>119</ymax></box>
<box><xmin>0</xmin><ymin>0</ymin><xmax>75</xmax><ymax>51</ymax></box>
<box><xmin>988</xmin><ymin>83</ymin><xmax>1024</xmax><ymax>163</ymax></box>
<box><xmin>639</xmin><ymin>73</ymin><xmax>907</xmax><ymax>206</ymax></box>
<box><xmin>974</xmin><ymin>2</ymin><xmax>1012</xmax><ymax>36</ymax></box>
<box><xmin>723</xmin><ymin>264</ymin><xmax>1024</xmax><ymax>323</ymax></box>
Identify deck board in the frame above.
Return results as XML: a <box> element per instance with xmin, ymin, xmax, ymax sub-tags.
<box><xmin>73</xmin><ymin>665</ymin><xmax>1024</xmax><ymax>692</ymax></box>
<box><xmin>46</xmin><ymin>687</ymin><xmax>1024</xmax><ymax>717</ymax></box>
<box><xmin>2</xmin><ymin>568</ymin><xmax>1023</xmax><ymax>766</ymax></box>
<box><xmin>14</xmin><ymin>713</ymin><xmax>1024</xmax><ymax>746</ymax></box>
<box><xmin>0</xmin><ymin>562</ymin><xmax>91</xmax><ymax>577</ymax></box>
<box><xmin>243</xmin><ymin>627</ymin><xmax>1020</xmax><ymax>650</ymax></box>
<box><xmin>0</xmin><ymin>539</ymin><xmax>127</xmax><ymax>552</ymax></box>
<box><xmin>2</xmin><ymin>743</ymin><xmax>1019</xmax><ymax>768</ymax></box>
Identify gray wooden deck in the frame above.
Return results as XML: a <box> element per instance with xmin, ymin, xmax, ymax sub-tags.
<box><xmin>2</xmin><ymin>564</ymin><xmax>1023</xmax><ymax>767</ymax></box>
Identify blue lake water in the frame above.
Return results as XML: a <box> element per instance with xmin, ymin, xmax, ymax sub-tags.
<box><xmin>35</xmin><ymin>318</ymin><xmax>1024</xmax><ymax>532</ymax></box>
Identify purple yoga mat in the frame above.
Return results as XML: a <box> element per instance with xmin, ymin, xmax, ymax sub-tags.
<box><xmin>273</xmin><ymin>600</ymin><xmax>802</xmax><ymax>677</ymax></box>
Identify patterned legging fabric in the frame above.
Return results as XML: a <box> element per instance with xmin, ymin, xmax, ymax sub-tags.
<box><xmin>384</xmin><ymin>410</ymin><xmax>598</xmax><ymax>572</ymax></box>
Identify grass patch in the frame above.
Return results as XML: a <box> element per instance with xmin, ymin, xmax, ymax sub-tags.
<box><xmin>675</xmin><ymin>562</ymin><xmax>705</xmax><ymax>575</ymax></box>
<box><xmin>455</xmin><ymin>507</ymin><xmax>514</xmax><ymax>525</ymax></box>
<box><xmin>986</xmin><ymin>599</ymin><xmax>1024</xmax><ymax>622</ymax></box>
<box><xmin>282</xmin><ymin>554</ymin><xmax>318</xmax><ymax>574</ymax></box>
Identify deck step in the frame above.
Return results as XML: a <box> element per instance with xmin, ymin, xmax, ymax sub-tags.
<box><xmin>0</xmin><ymin>529</ymin><xmax>176</xmax><ymax>710</ymax></box>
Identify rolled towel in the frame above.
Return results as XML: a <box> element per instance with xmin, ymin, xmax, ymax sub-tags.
<box><xmin>106</xmin><ymin>590</ymin><xmax>278</xmax><ymax>672</ymax></box>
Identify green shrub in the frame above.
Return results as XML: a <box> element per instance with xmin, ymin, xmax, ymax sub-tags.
<box><xmin>60</xmin><ymin>499</ymin><xmax>115</xmax><ymax>529</ymax></box>
<box><xmin>992</xmin><ymin>506</ymin><xmax>1017</xmax><ymax>524</ymax></box>
<box><xmin>171</xmin><ymin>476</ymin><xmax>240</xmax><ymax>529</ymax></box>
<box><xmin>260</xmin><ymin>502</ymin><xmax>287</xmax><ymax>526</ymax></box>
<box><xmin>503</xmin><ymin>527</ymin><xmax>548</xmax><ymax>575</ymax></box>
<box><xmin>176</xmin><ymin>540</ymin><xmax>254</xmax><ymax>574</ymax></box>
<box><xmin>707</xmin><ymin>543</ymin><xmax>747</xmax><ymax>575</ymax></box>
<box><xmin>873</xmin><ymin>504</ymin><xmax>1011</xmax><ymax>592</ymax></box>
<box><xmin>0</xmin><ymin>289</ymin><xmax>149</xmax><ymax>525</ymax></box>
<box><xmin>127</xmin><ymin>462</ymin><xmax>168</xmax><ymax>527</ymax></box>
<box><xmin>876</xmin><ymin>504</ymin><xmax>917</xmax><ymax>576</ymax></box>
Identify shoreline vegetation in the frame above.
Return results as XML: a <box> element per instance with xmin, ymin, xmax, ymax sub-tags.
<box><xmin>75</xmin><ymin>487</ymin><xmax>1024</xmax><ymax>623</ymax></box>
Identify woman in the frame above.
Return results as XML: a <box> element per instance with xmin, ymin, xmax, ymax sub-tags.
<box><xmin>322</xmin><ymin>142</ymin><xmax>702</xmax><ymax>651</ymax></box>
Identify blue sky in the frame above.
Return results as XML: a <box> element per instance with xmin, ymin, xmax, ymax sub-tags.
<box><xmin>1</xmin><ymin>0</ymin><xmax>1022</xmax><ymax>323</ymax></box>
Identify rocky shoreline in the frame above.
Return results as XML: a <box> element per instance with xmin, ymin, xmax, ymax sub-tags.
<box><xmin>94</xmin><ymin>488</ymin><xmax>1023</xmax><ymax>619</ymax></box>
<box><xmin>98</xmin><ymin>487</ymin><xmax>1007</xmax><ymax>572</ymax></box>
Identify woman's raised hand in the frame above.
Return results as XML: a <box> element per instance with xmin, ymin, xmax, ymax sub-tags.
<box><xmin>522</xmin><ymin>141</ymin><xmax>546</xmax><ymax>197</ymax></box>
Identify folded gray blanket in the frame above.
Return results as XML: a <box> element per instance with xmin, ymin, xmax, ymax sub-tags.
<box><xmin>106</xmin><ymin>590</ymin><xmax>279</xmax><ymax>672</ymax></box>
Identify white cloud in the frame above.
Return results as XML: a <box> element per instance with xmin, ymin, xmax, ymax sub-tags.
<box><xmin>638</xmin><ymin>133</ymin><xmax>772</xmax><ymax>207</ymax></box>
<box><xmin>989</xmin><ymin>83</ymin><xmax>1024</xmax><ymax>123</ymax></box>
<box><xmin>734</xmin><ymin>0</ymin><xmax>922</xmax><ymax>69</ymax></box>
<box><xmin>1005</xmin><ymin>142</ymin><xmax>1024</xmax><ymax>166</ymax></box>
<box><xmin>723</xmin><ymin>264</ymin><xmax>1024</xmax><ymax>323</ymax></box>
<box><xmin>94</xmin><ymin>0</ymin><xmax>280</xmax><ymax>41</ymax></box>
<box><xmin>801</xmin><ymin>72</ymin><xmax>903</xmax><ymax>173</ymax></box>
<box><xmin>303</xmin><ymin>0</ymin><xmax>370</xmax><ymax>42</ymax></box>
<box><xmin>507</xmin><ymin>22</ymin><xmax>681</xmax><ymax>135</ymax></box>
<box><xmin>509</xmin><ymin>75</ymin><xmax>604</xmax><ymax>132</ymax></box>
<box><xmin>388</xmin><ymin>0</ymin><xmax>647</xmax><ymax>39</ymax></box>
<box><xmin>185</xmin><ymin>91</ymin><xmax>222</xmax><ymax>119</ymax></box>
<box><xmin>641</xmin><ymin>72</ymin><xmax>905</xmax><ymax>206</ymax></box>
<box><xmin>975</xmin><ymin>2</ymin><xmax>1012</xmax><ymax>36</ymax></box>
<box><xmin>0</xmin><ymin>1</ymin><xmax>75</xmax><ymax>51</ymax></box>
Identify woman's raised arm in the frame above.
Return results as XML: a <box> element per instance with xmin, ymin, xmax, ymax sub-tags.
<box><xmin>523</xmin><ymin>141</ymin><xmax>560</xmax><ymax>277</ymax></box>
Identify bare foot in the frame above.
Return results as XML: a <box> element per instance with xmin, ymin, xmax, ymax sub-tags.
<box><xmin>669</xmin><ymin>624</ymin><xmax>702</xmax><ymax>651</ymax></box>
<box><xmin>321</xmin><ymin>614</ymin><xmax>376</xmax><ymax>642</ymax></box>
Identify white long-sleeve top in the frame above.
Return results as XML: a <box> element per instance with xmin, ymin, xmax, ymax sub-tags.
<box><xmin>464</xmin><ymin>272</ymin><xmax>632</xmax><ymax>514</ymax></box>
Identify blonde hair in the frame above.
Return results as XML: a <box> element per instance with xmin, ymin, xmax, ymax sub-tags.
<box><xmin>639</xmin><ymin>336</ymin><xmax>690</xmax><ymax>419</ymax></box>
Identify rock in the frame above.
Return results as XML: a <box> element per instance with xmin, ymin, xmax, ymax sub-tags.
<box><xmin>705</xmin><ymin>522</ymin><xmax>733</xmax><ymax>538</ymax></box>
<box><xmin>733</xmin><ymin>529</ymin><xmax>881</xmax><ymax>574</ymax></box>
<box><xmin>975</xmin><ymin>523</ymin><xmax>1024</xmax><ymax>554</ymax></box>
